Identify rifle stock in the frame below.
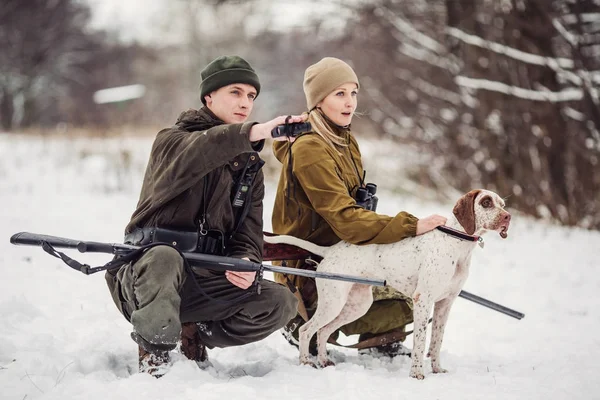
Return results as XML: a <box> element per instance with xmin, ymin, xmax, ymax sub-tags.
<box><xmin>11</xmin><ymin>232</ymin><xmax>83</xmax><ymax>250</ymax></box>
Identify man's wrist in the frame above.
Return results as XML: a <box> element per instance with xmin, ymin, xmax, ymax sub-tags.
<box><xmin>249</xmin><ymin>123</ymin><xmax>264</xmax><ymax>142</ymax></box>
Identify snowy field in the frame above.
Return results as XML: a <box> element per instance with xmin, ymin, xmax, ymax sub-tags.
<box><xmin>1</xmin><ymin>133</ymin><xmax>599</xmax><ymax>400</ymax></box>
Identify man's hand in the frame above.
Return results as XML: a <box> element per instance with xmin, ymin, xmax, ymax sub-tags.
<box><xmin>249</xmin><ymin>114</ymin><xmax>307</xmax><ymax>142</ymax></box>
<box><xmin>225</xmin><ymin>257</ymin><xmax>256</xmax><ymax>289</ymax></box>
<box><xmin>416</xmin><ymin>214</ymin><xmax>447</xmax><ymax>235</ymax></box>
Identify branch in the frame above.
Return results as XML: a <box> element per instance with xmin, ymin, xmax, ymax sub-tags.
<box><xmin>455</xmin><ymin>76</ymin><xmax>588</xmax><ymax>102</ymax></box>
<box><xmin>445</xmin><ymin>26</ymin><xmax>575</xmax><ymax>69</ymax></box>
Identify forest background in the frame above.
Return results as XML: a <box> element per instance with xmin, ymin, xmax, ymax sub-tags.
<box><xmin>1</xmin><ymin>0</ymin><xmax>599</xmax><ymax>230</ymax></box>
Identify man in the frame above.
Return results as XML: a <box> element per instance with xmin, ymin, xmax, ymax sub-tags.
<box><xmin>105</xmin><ymin>55</ymin><xmax>300</xmax><ymax>377</ymax></box>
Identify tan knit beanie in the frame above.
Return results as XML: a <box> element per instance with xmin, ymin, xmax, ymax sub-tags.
<box><xmin>303</xmin><ymin>57</ymin><xmax>360</xmax><ymax>111</ymax></box>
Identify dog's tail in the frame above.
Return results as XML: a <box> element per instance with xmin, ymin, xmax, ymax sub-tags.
<box><xmin>263</xmin><ymin>234</ymin><xmax>329</xmax><ymax>257</ymax></box>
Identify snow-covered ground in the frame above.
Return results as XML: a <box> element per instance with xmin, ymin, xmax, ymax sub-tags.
<box><xmin>1</xmin><ymin>133</ymin><xmax>599</xmax><ymax>400</ymax></box>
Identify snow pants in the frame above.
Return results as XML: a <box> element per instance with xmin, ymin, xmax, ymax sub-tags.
<box><xmin>105</xmin><ymin>245</ymin><xmax>298</xmax><ymax>350</ymax></box>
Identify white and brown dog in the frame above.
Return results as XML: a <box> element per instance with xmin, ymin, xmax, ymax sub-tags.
<box><xmin>264</xmin><ymin>189</ymin><xmax>511</xmax><ymax>379</ymax></box>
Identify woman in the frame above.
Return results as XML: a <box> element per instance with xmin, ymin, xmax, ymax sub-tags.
<box><xmin>271</xmin><ymin>57</ymin><xmax>447</xmax><ymax>356</ymax></box>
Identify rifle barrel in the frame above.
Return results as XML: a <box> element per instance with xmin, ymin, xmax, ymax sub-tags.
<box><xmin>181</xmin><ymin>252</ymin><xmax>386</xmax><ymax>286</ymax></box>
<box><xmin>265</xmin><ymin>264</ymin><xmax>386</xmax><ymax>287</ymax></box>
<box><xmin>459</xmin><ymin>290</ymin><xmax>525</xmax><ymax>319</ymax></box>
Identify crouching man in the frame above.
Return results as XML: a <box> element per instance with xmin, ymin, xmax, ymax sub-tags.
<box><xmin>105</xmin><ymin>55</ymin><xmax>299</xmax><ymax>377</ymax></box>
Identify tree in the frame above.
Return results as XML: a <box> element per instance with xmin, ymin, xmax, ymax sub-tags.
<box><xmin>339</xmin><ymin>0</ymin><xmax>600</xmax><ymax>229</ymax></box>
<box><xmin>0</xmin><ymin>0</ymin><xmax>100</xmax><ymax>129</ymax></box>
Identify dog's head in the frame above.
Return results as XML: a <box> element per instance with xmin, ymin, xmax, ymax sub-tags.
<box><xmin>452</xmin><ymin>189</ymin><xmax>511</xmax><ymax>238</ymax></box>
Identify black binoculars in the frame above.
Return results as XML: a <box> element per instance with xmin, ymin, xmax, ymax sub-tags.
<box><xmin>271</xmin><ymin>122</ymin><xmax>312</xmax><ymax>139</ymax></box>
<box><xmin>355</xmin><ymin>183</ymin><xmax>378</xmax><ymax>211</ymax></box>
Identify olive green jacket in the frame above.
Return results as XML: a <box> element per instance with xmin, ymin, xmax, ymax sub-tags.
<box><xmin>106</xmin><ymin>107</ymin><xmax>265</xmax><ymax>306</ymax></box>
<box><xmin>271</xmin><ymin>126</ymin><xmax>418</xmax><ymax>301</ymax></box>
<box><xmin>125</xmin><ymin>107</ymin><xmax>265</xmax><ymax>261</ymax></box>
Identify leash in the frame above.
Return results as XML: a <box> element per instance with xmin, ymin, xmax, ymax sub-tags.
<box><xmin>436</xmin><ymin>225</ymin><xmax>484</xmax><ymax>248</ymax></box>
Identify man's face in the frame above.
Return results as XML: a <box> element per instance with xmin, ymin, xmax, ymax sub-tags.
<box><xmin>204</xmin><ymin>83</ymin><xmax>257</xmax><ymax>124</ymax></box>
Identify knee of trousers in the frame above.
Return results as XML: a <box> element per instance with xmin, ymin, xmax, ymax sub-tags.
<box><xmin>340</xmin><ymin>299</ymin><xmax>413</xmax><ymax>336</ymax></box>
<box><xmin>274</xmin><ymin>286</ymin><xmax>299</xmax><ymax>326</ymax></box>
<box><xmin>134</xmin><ymin>245</ymin><xmax>185</xmax><ymax>285</ymax></box>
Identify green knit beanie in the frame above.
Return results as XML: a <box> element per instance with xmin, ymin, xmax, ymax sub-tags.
<box><xmin>200</xmin><ymin>55</ymin><xmax>261</xmax><ymax>104</ymax></box>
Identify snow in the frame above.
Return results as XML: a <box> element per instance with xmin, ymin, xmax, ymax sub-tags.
<box><xmin>553</xmin><ymin>19</ymin><xmax>579</xmax><ymax>47</ymax></box>
<box><xmin>561</xmin><ymin>13</ymin><xmax>600</xmax><ymax>25</ymax></box>
<box><xmin>455</xmin><ymin>76</ymin><xmax>588</xmax><ymax>102</ymax></box>
<box><xmin>378</xmin><ymin>8</ymin><xmax>446</xmax><ymax>54</ymax></box>
<box><xmin>393</xmin><ymin>69</ymin><xmax>463</xmax><ymax>106</ymax></box>
<box><xmin>93</xmin><ymin>85</ymin><xmax>147</xmax><ymax>105</ymax></box>
<box><xmin>446</xmin><ymin>27</ymin><xmax>574</xmax><ymax>69</ymax></box>
<box><xmin>2</xmin><ymin>133</ymin><xmax>600</xmax><ymax>399</ymax></box>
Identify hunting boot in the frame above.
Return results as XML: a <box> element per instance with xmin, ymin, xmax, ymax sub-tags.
<box><xmin>180</xmin><ymin>322</ymin><xmax>209</xmax><ymax>367</ymax></box>
<box><xmin>131</xmin><ymin>331</ymin><xmax>174</xmax><ymax>378</ymax></box>
<box><xmin>281</xmin><ymin>314</ymin><xmax>318</xmax><ymax>356</ymax></box>
<box><xmin>360</xmin><ymin>341</ymin><xmax>412</xmax><ymax>358</ymax></box>
<box><xmin>138</xmin><ymin>346</ymin><xmax>171</xmax><ymax>378</ymax></box>
<box><xmin>357</xmin><ymin>328</ymin><xmax>412</xmax><ymax>358</ymax></box>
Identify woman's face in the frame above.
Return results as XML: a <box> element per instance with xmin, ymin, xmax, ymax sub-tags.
<box><xmin>316</xmin><ymin>82</ymin><xmax>358</xmax><ymax>127</ymax></box>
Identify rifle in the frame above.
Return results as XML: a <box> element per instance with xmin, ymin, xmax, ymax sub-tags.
<box><xmin>263</xmin><ymin>236</ymin><xmax>525</xmax><ymax>320</ymax></box>
<box><xmin>10</xmin><ymin>232</ymin><xmax>525</xmax><ymax>320</ymax></box>
<box><xmin>9</xmin><ymin>232</ymin><xmax>386</xmax><ymax>287</ymax></box>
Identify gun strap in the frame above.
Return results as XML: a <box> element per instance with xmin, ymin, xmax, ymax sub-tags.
<box><xmin>41</xmin><ymin>241</ymin><xmax>148</xmax><ymax>275</ymax></box>
<box><xmin>283</xmin><ymin>273</ymin><xmax>310</xmax><ymax>322</ymax></box>
<box><xmin>42</xmin><ymin>240</ymin><xmax>261</xmax><ymax>306</ymax></box>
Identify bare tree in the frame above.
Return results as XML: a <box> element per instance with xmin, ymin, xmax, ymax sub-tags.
<box><xmin>337</xmin><ymin>0</ymin><xmax>600</xmax><ymax>229</ymax></box>
<box><xmin>0</xmin><ymin>0</ymin><xmax>100</xmax><ymax>129</ymax></box>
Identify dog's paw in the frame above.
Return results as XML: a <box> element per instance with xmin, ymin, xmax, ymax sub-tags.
<box><xmin>318</xmin><ymin>358</ymin><xmax>335</xmax><ymax>368</ymax></box>
<box><xmin>409</xmin><ymin>368</ymin><xmax>425</xmax><ymax>380</ymax></box>
<box><xmin>300</xmin><ymin>359</ymin><xmax>318</xmax><ymax>369</ymax></box>
<box><xmin>432</xmin><ymin>365</ymin><xmax>448</xmax><ymax>374</ymax></box>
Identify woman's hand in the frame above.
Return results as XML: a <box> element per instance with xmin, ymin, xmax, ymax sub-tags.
<box><xmin>416</xmin><ymin>214</ymin><xmax>447</xmax><ymax>235</ymax></box>
<box><xmin>225</xmin><ymin>257</ymin><xmax>256</xmax><ymax>289</ymax></box>
<box><xmin>249</xmin><ymin>114</ymin><xmax>307</xmax><ymax>142</ymax></box>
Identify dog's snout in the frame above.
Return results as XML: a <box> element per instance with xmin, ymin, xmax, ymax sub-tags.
<box><xmin>503</xmin><ymin>212</ymin><xmax>511</xmax><ymax>222</ymax></box>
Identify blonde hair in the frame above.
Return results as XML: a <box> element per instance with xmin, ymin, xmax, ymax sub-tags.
<box><xmin>306</xmin><ymin>108</ymin><xmax>349</xmax><ymax>150</ymax></box>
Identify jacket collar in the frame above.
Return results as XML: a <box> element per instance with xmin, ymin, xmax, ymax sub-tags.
<box><xmin>175</xmin><ymin>106</ymin><xmax>224</xmax><ymax>132</ymax></box>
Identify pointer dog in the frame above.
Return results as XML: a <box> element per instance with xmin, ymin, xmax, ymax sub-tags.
<box><xmin>265</xmin><ymin>189</ymin><xmax>511</xmax><ymax>379</ymax></box>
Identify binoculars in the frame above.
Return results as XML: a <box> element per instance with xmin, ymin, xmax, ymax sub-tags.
<box><xmin>271</xmin><ymin>122</ymin><xmax>312</xmax><ymax>139</ymax></box>
<box><xmin>355</xmin><ymin>183</ymin><xmax>378</xmax><ymax>211</ymax></box>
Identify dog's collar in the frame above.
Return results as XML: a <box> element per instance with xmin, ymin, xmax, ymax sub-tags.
<box><xmin>436</xmin><ymin>226</ymin><xmax>484</xmax><ymax>248</ymax></box>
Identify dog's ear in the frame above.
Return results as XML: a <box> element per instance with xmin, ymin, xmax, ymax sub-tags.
<box><xmin>453</xmin><ymin>190</ymin><xmax>481</xmax><ymax>235</ymax></box>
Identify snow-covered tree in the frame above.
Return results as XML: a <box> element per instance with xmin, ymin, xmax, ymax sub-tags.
<box><xmin>341</xmin><ymin>0</ymin><xmax>600</xmax><ymax>229</ymax></box>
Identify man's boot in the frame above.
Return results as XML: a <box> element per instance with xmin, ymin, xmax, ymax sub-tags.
<box><xmin>180</xmin><ymin>322</ymin><xmax>209</xmax><ymax>366</ymax></box>
<box><xmin>359</xmin><ymin>341</ymin><xmax>412</xmax><ymax>358</ymax></box>
<box><xmin>130</xmin><ymin>331</ymin><xmax>174</xmax><ymax>377</ymax></box>
<box><xmin>357</xmin><ymin>328</ymin><xmax>412</xmax><ymax>358</ymax></box>
<box><xmin>138</xmin><ymin>346</ymin><xmax>171</xmax><ymax>378</ymax></box>
<box><xmin>281</xmin><ymin>314</ymin><xmax>319</xmax><ymax>356</ymax></box>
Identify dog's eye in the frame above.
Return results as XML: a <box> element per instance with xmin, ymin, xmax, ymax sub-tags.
<box><xmin>481</xmin><ymin>198</ymin><xmax>492</xmax><ymax>208</ymax></box>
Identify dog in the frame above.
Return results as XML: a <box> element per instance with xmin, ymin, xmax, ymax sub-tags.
<box><xmin>264</xmin><ymin>189</ymin><xmax>511</xmax><ymax>379</ymax></box>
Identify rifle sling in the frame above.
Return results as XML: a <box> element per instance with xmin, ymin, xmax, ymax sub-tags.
<box><xmin>41</xmin><ymin>240</ymin><xmax>260</xmax><ymax>306</ymax></box>
<box><xmin>41</xmin><ymin>241</ymin><xmax>149</xmax><ymax>275</ymax></box>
